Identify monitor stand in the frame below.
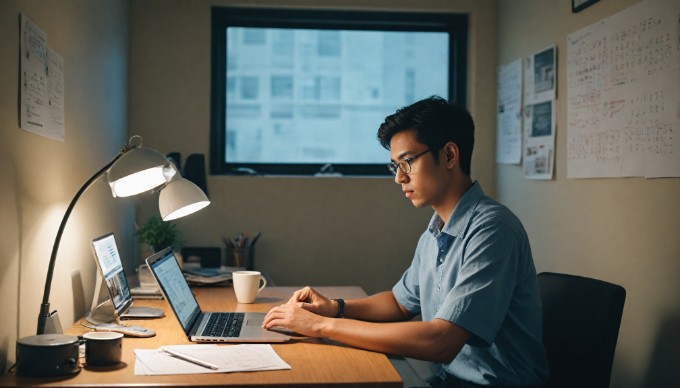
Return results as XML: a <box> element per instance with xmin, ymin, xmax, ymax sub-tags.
<box><xmin>85</xmin><ymin>272</ymin><xmax>164</xmax><ymax>326</ymax></box>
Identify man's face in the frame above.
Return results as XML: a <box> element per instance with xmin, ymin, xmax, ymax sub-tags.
<box><xmin>389</xmin><ymin>130</ymin><xmax>448</xmax><ymax>209</ymax></box>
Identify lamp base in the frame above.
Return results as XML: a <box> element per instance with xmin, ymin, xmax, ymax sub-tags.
<box><xmin>16</xmin><ymin>334</ymin><xmax>80</xmax><ymax>377</ymax></box>
<box><xmin>38</xmin><ymin>309</ymin><xmax>64</xmax><ymax>334</ymax></box>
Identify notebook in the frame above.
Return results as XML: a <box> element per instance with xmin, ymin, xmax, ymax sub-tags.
<box><xmin>90</xmin><ymin>233</ymin><xmax>164</xmax><ymax>321</ymax></box>
<box><xmin>146</xmin><ymin>247</ymin><xmax>290</xmax><ymax>343</ymax></box>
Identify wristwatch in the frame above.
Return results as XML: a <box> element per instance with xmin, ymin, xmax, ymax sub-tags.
<box><xmin>333</xmin><ymin>298</ymin><xmax>345</xmax><ymax>318</ymax></box>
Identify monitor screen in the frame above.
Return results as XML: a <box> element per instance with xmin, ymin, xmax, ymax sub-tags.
<box><xmin>90</xmin><ymin>233</ymin><xmax>133</xmax><ymax>315</ymax></box>
<box><xmin>147</xmin><ymin>249</ymin><xmax>201</xmax><ymax>333</ymax></box>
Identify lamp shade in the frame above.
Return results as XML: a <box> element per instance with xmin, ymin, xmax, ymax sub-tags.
<box><xmin>159</xmin><ymin>177</ymin><xmax>210</xmax><ymax>221</ymax></box>
<box><xmin>107</xmin><ymin>147</ymin><xmax>169</xmax><ymax>197</ymax></box>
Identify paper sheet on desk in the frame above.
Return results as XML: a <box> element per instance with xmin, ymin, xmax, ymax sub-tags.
<box><xmin>134</xmin><ymin>344</ymin><xmax>291</xmax><ymax>375</ymax></box>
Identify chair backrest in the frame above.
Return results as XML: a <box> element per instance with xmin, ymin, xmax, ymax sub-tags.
<box><xmin>537</xmin><ymin>272</ymin><xmax>626</xmax><ymax>388</ymax></box>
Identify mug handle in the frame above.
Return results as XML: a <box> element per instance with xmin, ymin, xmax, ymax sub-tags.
<box><xmin>258</xmin><ymin>275</ymin><xmax>267</xmax><ymax>292</ymax></box>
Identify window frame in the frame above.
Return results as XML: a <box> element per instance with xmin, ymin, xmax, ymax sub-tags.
<box><xmin>210</xmin><ymin>7</ymin><xmax>468</xmax><ymax>176</ymax></box>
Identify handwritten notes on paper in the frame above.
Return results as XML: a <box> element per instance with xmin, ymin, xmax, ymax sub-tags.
<box><xmin>567</xmin><ymin>0</ymin><xmax>680</xmax><ymax>178</ymax></box>
<box><xmin>497</xmin><ymin>46</ymin><xmax>557</xmax><ymax>180</ymax></box>
<box><xmin>496</xmin><ymin>59</ymin><xmax>522</xmax><ymax>165</ymax></box>
<box><xmin>20</xmin><ymin>14</ymin><xmax>65</xmax><ymax>141</ymax></box>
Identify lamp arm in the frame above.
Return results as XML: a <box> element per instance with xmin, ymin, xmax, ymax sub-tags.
<box><xmin>37</xmin><ymin>150</ymin><xmax>127</xmax><ymax>335</ymax></box>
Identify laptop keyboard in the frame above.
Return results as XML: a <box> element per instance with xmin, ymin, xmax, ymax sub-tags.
<box><xmin>204</xmin><ymin>312</ymin><xmax>245</xmax><ymax>337</ymax></box>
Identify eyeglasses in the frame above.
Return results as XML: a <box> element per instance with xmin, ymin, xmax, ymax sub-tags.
<box><xmin>387</xmin><ymin>148</ymin><xmax>431</xmax><ymax>175</ymax></box>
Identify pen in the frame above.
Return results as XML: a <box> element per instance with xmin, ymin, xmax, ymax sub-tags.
<box><xmin>160</xmin><ymin>347</ymin><xmax>219</xmax><ymax>370</ymax></box>
<box><xmin>250</xmin><ymin>231</ymin><xmax>261</xmax><ymax>246</ymax></box>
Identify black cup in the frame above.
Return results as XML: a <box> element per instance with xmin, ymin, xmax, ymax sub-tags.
<box><xmin>84</xmin><ymin>332</ymin><xmax>123</xmax><ymax>366</ymax></box>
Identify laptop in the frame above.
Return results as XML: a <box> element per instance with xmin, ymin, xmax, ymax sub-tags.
<box><xmin>89</xmin><ymin>233</ymin><xmax>164</xmax><ymax>323</ymax></box>
<box><xmin>146</xmin><ymin>247</ymin><xmax>290</xmax><ymax>343</ymax></box>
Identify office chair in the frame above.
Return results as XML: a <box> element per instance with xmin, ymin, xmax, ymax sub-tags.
<box><xmin>537</xmin><ymin>272</ymin><xmax>626</xmax><ymax>388</ymax></box>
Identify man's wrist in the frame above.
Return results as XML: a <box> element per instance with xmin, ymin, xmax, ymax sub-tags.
<box><xmin>332</xmin><ymin>298</ymin><xmax>345</xmax><ymax>318</ymax></box>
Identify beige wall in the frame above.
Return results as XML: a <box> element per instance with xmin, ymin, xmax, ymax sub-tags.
<box><xmin>497</xmin><ymin>1</ymin><xmax>680</xmax><ymax>387</ymax></box>
<box><xmin>3</xmin><ymin>1</ymin><xmax>676</xmax><ymax>386</ymax></box>
<box><xmin>128</xmin><ymin>0</ymin><xmax>498</xmax><ymax>295</ymax></box>
<box><xmin>0</xmin><ymin>0</ymin><xmax>132</xmax><ymax>371</ymax></box>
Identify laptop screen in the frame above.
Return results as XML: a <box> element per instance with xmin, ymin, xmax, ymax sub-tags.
<box><xmin>90</xmin><ymin>233</ymin><xmax>133</xmax><ymax>315</ymax></box>
<box><xmin>147</xmin><ymin>248</ymin><xmax>201</xmax><ymax>334</ymax></box>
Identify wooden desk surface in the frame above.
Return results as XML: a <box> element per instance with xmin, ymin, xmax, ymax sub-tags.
<box><xmin>1</xmin><ymin>286</ymin><xmax>401</xmax><ymax>387</ymax></box>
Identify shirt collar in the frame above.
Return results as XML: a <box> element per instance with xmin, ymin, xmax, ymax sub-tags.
<box><xmin>427</xmin><ymin>181</ymin><xmax>485</xmax><ymax>238</ymax></box>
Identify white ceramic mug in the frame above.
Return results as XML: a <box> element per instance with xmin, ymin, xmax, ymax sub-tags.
<box><xmin>83</xmin><ymin>331</ymin><xmax>123</xmax><ymax>366</ymax></box>
<box><xmin>232</xmin><ymin>271</ymin><xmax>267</xmax><ymax>303</ymax></box>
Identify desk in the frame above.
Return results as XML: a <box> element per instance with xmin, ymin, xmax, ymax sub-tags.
<box><xmin>0</xmin><ymin>286</ymin><xmax>402</xmax><ymax>387</ymax></box>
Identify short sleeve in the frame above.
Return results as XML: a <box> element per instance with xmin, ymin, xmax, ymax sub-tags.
<box><xmin>435</xmin><ymin>222</ymin><xmax>519</xmax><ymax>346</ymax></box>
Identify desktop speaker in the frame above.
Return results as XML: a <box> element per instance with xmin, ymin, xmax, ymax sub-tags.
<box><xmin>16</xmin><ymin>334</ymin><xmax>81</xmax><ymax>377</ymax></box>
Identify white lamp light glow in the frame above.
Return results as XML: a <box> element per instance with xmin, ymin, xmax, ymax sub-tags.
<box><xmin>107</xmin><ymin>145</ymin><xmax>170</xmax><ymax>197</ymax></box>
<box><xmin>109</xmin><ymin>167</ymin><xmax>166</xmax><ymax>197</ymax></box>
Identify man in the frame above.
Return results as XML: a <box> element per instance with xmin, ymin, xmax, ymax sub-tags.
<box><xmin>263</xmin><ymin>96</ymin><xmax>549</xmax><ymax>387</ymax></box>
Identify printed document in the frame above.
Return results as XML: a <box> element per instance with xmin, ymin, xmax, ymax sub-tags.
<box><xmin>134</xmin><ymin>344</ymin><xmax>291</xmax><ymax>375</ymax></box>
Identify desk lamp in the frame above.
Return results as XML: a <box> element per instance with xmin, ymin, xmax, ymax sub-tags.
<box><xmin>15</xmin><ymin>135</ymin><xmax>210</xmax><ymax>377</ymax></box>
<box><xmin>38</xmin><ymin>135</ymin><xmax>210</xmax><ymax>335</ymax></box>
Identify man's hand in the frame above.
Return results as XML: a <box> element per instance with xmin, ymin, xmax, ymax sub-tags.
<box><xmin>287</xmin><ymin>286</ymin><xmax>339</xmax><ymax>318</ymax></box>
<box><xmin>263</xmin><ymin>288</ymin><xmax>469</xmax><ymax>363</ymax></box>
<box><xmin>262</xmin><ymin>303</ymin><xmax>328</xmax><ymax>337</ymax></box>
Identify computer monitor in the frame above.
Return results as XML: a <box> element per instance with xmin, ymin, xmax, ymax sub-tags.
<box><xmin>87</xmin><ymin>232</ymin><xmax>163</xmax><ymax>324</ymax></box>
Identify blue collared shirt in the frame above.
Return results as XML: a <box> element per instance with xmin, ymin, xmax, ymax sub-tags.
<box><xmin>393</xmin><ymin>182</ymin><xmax>549</xmax><ymax>386</ymax></box>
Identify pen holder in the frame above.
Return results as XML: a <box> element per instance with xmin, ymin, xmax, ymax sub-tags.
<box><xmin>227</xmin><ymin>246</ymin><xmax>254</xmax><ymax>270</ymax></box>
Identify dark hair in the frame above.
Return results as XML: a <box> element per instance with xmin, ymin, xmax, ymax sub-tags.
<box><xmin>377</xmin><ymin>95</ymin><xmax>475</xmax><ymax>176</ymax></box>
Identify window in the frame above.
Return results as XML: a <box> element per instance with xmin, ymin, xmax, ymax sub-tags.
<box><xmin>210</xmin><ymin>7</ymin><xmax>468</xmax><ymax>176</ymax></box>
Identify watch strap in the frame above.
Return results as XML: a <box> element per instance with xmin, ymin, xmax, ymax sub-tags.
<box><xmin>333</xmin><ymin>298</ymin><xmax>345</xmax><ymax>318</ymax></box>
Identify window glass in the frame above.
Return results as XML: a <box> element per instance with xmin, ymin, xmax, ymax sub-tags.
<box><xmin>211</xmin><ymin>8</ymin><xmax>468</xmax><ymax>176</ymax></box>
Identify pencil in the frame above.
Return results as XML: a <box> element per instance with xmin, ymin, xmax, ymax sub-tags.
<box><xmin>161</xmin><ymin>346</ymin><xmax>219</xmax><ymax>370</ymax></box>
